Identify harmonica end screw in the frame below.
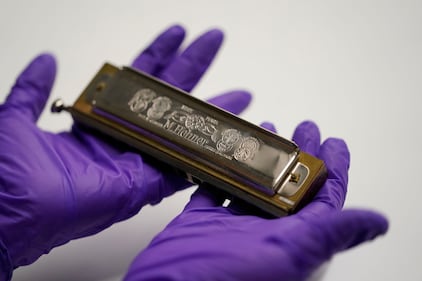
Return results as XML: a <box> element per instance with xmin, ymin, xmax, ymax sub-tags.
<box><xmin>51</xmin><ymin>98</ymin><xmax>69</xmax><ymax>113</ymax></box>
<box><xmin>290</xmin><ymin>173</ymin><xmax>301</xmax><ymax>183</ymax></box>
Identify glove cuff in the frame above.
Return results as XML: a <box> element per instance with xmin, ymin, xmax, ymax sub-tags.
<box><xmin>0</xmin><ymin>239</ymin><xmax>13</xmax><ymax>281</ymax></box>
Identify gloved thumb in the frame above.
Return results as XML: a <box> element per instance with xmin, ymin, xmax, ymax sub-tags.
<box><xmin>314</xmin><ymin>209</ymin><xmax>388</xmax><ymax>257</ymax></box>
<box><xmin>5</xmin><ymin>53</ymin><xmax>56</xmax><ymax>122</ymax></box>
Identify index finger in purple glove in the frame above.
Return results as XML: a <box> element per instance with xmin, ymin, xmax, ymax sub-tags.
<box><xmin>157</xmin><ymin>29</ymin><xmax>223</xmax><ymax>92</ymax></box>
<box><xmin>300</xmin><ymin>137</ymin><xmax>350</xmax><ymax>217</ymax></box>
<box><xmin>292</xmin><ymin>121</ymin><xmax>321</xmax><ymax>156</ymax></box>
<box><xmin>131</xmin><ymin>25</ymin><xmax>185</xmax><ymax>74</ymax></box>
<box><xmin>131</xmin><ymin>25</ymin><xmax>224</xmax><ymax>92</ymax></box>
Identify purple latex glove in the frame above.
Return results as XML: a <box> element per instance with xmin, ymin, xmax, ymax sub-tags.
<box><xmin>123</xmin><ymin>121</ymin><xmax>389</xmax><ymax>281</ymax></box>
<box><xmin>0</xmin><ymin>25</ymin><xmax>252</xmax><ymax>279</ymax></box>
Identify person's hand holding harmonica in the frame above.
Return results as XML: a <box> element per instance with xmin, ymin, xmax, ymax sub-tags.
<box><xmin>0</xmin><ymin>25</ymin><xmax>251</xmax><ymax>279</ymax></box>
<box><xmin>123</xmin><ymin>121</ymin><xmax>389</xmax><ymax>281</ymax></box>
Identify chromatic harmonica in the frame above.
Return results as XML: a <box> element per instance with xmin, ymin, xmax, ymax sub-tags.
<box><xmin>52</xmin><ymin>63</ymin><xmax>327</xmax><ymax>217</ymax></box>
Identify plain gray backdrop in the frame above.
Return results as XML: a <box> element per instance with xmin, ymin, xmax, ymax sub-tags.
<box><xmin>1</xmin><ymin>0</ymin><xmax>421</xmax><ymax>280</ymax></box>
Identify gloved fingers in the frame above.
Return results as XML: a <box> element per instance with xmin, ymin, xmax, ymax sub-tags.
<box><xmin>4</xmin><ymin>53</ymin><xmax>56</xmax><ymax>122</ymax></box>
<box><xmin>131</xmin><ymin>25</ymin><xmax>185</xmax><ymax>74</ymax></box>
<box><xmin>184</xmin><ymin>185</ymin><xmax>227</xmax><ymax>211</ymax></box>
<box><xmin>317</xmin><ymin>137</ymin><xmax>350</xmax><ymax>208</ymax></box>
<box><xmin>158</xmin><ymin>29</ymin><xmax>224</xmax><ymax>92</ymax></box>
<box><xmin>138</xmin><ymin>158</ymin><xmax>191</xmax><ymax>206</ymax></box>
<box><xmin>312</xmin><ymin>209</ymin><xmax>388</xmax><ymax>258</ymax></box>
<box><xmin>260</xmin><ymin>121</ymin><xmax>277</xmax><ymax>133</ymax></box>
<box><xmin>206</xmin><ymin>90</ymin><xmax>252</xmax><ymax>115</ymax></box>
<box><xmin>319</xmin><ymin>137</ymin><xmax>350</xmax><ymax>191</ymax></box>
<box><xmin>299</xmin><ymin>138</ymin><xmax>350</xmax><ymax>216</ymax></box>
<box><xmin>292</xmin><ymin>121</ymin><xmax>321</xmax><ymax>156</ymax></box>
<box><xmin>68</xmin><ymin>126</ymin><xmax>189</xmax><ymax>208</ymax></box>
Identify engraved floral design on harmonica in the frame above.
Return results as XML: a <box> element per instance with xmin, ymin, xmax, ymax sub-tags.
<box><xmin>127</xmin><ymin>88</ymin><xmax>259</xmax><ymax>161</ymax></box>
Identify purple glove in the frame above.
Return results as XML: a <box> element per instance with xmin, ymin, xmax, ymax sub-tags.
<box><xmin>123</xmin><ymin>121</ymin><xmax>389</xmax><ymax>281</ymax></box>
<box><xmin>0</xmin><ymin>25</ymin><xmax>252</xmax><ymax>279</ymax></box>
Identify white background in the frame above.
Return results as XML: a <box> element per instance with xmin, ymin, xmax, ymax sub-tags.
<box><xmin>0</xmin><ymin>0</ymin><xmax>421</xmax><ymax>280</ymax></box>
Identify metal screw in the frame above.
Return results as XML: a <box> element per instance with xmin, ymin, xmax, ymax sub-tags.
<box><xmin>51</xmin><ymin>98</ymin><xmax>67</xmax><ymax>113</ymax></box>
<box><xmin>289</xmin><ymin>173</ymin><xmax>300</xmax><ymax>184</ymax></box>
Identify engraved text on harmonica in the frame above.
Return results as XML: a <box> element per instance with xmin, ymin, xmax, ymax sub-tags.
<box><xmin>127</xmin><ymin>88</ymin><xmax>260</xmax><ymax>162</ymax></box>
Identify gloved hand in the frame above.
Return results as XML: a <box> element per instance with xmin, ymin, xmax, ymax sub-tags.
<box><xmin>123</xmin><ymin>121</ymin><xmax>389</xmax><ymax>281</ymax></box>
<box><xmin>0</xmin><ymin>25</ymin><xmax>252</xmax><ymax>279</ymax></box>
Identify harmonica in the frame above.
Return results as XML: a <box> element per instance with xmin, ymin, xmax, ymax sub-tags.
<box><xmin>52</xmin><ymin>63</ymin><xmax>327</xmax><ymax>217</ymax></box>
